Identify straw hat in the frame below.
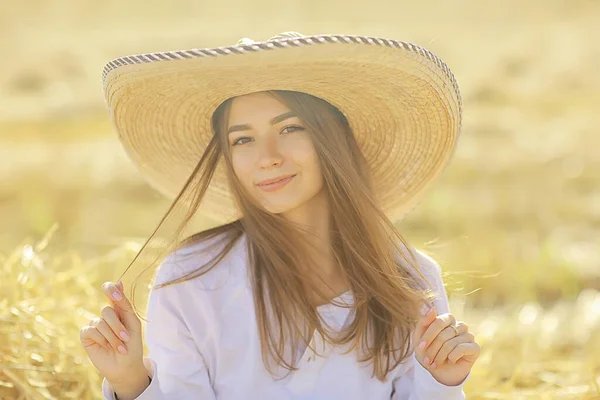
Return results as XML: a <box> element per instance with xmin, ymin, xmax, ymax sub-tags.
<box><xmin>102</xmin><ymin>32</ymin><xmax>462</xmax><ymax>228</ymax></box>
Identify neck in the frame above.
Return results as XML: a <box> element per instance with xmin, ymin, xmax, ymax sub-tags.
<box><xmin>281</xmin><ymin>189</ymin><xmax>348</xmax><ymax>303</ymax></box>
<box><xmin>282</xmin><ymin>188</ymin><xmax>332</xmax><ymax>268</ymax></box>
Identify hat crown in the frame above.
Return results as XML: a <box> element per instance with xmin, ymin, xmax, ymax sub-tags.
<box><xmin>235</xmin><ymin>31</ymin><xmax>305</xmax><ymax>46</ymax></box>
<box><xmin>268</xmin><ymin>31</ymin><xmax>305</xmax><ymax>41</ymax></box>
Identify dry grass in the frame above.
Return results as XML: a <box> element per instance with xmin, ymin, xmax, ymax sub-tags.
<box><xmin>1</xmin><ymin>0</ymin><xmax>600</xmax><ymax>398</ymax></box>
<box><xmin>1</xmin><ymin>227</ymin><xmax>599</xmax><ymax>399</ymax></box>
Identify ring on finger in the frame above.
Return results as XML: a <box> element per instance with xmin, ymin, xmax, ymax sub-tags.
<box><xmin>449</xmin><ymin>323</ymin><xmax>460</xmax><ymax>337</ymax></box>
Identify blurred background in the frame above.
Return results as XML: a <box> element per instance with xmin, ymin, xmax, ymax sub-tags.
<box><xmin>1</xmin><ymin>0</ymin><xmax>599</xmax><ymax>398</ymax></box>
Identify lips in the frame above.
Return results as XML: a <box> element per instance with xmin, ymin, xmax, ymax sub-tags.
<box><xmin>256</xmin><ymin>174</ymin><xmax>296</xmax><ymax>192</ymax></box>
<box><xmin>256</xmin><ymin>174</ymin><xmax>296</xmax><ymax>186</ymax></box>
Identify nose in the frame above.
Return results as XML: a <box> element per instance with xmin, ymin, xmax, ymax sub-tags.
<box><xmin>257</xmin><ymin>135</ymin><xmax>283</xmax><ymax>168</ymax></box>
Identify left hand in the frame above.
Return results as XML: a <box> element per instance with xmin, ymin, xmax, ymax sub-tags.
<box><xmin>412</xmin><ymin>306</ymin><xmax>480</xmax><ymax>386</ymax></box>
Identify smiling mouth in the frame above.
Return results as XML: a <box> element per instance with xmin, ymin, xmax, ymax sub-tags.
<box><xmin>257</xmin><ymin>175</ymin><xmax>296</xmax><ymax>192</ymax></box>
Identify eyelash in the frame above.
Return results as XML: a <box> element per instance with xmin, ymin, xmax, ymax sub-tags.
<box><xmin>231</xmin><ymin>125</ymin><xmax>304</xmax><ymax>146</ymax></box>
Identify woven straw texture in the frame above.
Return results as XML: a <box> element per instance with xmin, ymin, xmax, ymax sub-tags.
<box><xmin>102</xmin><ymin>33</ymin><xmax>462</xmax><ymax>227</ymax></box>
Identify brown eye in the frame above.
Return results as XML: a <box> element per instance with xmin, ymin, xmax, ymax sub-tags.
<box><xmin>282</xmin><ymin>126</ymin><xmax>304</xmax><ymax>134</ymax></box>
<box><xmin>232</xmin><ymin>137</ymin><xmax>251</xmax><ymax>146</ymax></box>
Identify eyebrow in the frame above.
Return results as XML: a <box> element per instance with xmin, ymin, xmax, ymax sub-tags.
<box><xmin>227</xmin><ymin>111</ymin><xmax>297</xmax><ymax>135</ymax></box>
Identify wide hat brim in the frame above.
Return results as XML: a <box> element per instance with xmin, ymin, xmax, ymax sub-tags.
<box><xmin>102</xmin><ymin>33</ymin><xmax>462</xmax><ymax>229</ymax></box>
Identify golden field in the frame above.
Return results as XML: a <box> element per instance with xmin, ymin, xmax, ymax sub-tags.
<box><xmin>1</xmin><ymin>0</ymin><xmax>599</xmax><ymax>398</ymax></box>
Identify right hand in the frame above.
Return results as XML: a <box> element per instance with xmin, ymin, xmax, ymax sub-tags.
<box><xmin>80</xmin><ymin>280</ymin><xmax>146</xmax><ymax>386</ymax></box>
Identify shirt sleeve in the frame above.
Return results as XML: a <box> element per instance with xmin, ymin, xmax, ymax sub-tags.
<box><xmin>390</xmin><ymin>250</ymin><xmax>468</xmax><ymax>400</ymax></box>
<box><xmin>101</xmin><ymin>255</ymin><xmax>217</xmax><ymax>400</ymax></box>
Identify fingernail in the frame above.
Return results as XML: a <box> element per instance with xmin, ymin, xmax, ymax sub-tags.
<box><xmin>419</xmin><ymin>340</ymin><xmax>426</xmax><ymax>350</ymax></box>
<box><xmin>424</xmin><ymin>356</ymin><xmax>430</xmax><ymax>365</ymax></box>
<box><xmin>120</xmin><ymin>330</ymin><xmax>130</xmax><ymax>341</ymax></box>
<box><xmin>118</xmin><ymin>345</ymin><xmax>127</xmax><ymax>355</ymax></box>
<box><xmin>112</xmin><ymin>291</ymin><xmax>123</xmax><ymax>301</ymax></box>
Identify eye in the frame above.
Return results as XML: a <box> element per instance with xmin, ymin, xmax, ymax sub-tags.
<box><xmin>231</xmin><ymin>137</ymin><xmax>251</xmax><ymax>146</ymax></box>
<box><xmin>282</xmin><ymin>125</ymin><xmax>304</xmax><ymax>134</ymax></box>
<box><xmin>231</xmin><ymin>126</ymin><xmax>304</xmax><ymax>146</ymax></box>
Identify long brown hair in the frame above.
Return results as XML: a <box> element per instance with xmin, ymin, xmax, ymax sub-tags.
<box><xmin>121</xmin><ymin>90</ymin><xmax>438</xmax><ymax>381</ymax></box>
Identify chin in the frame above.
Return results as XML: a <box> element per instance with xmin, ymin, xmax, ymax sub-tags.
<box><xmin>261</xmin><ymin>203</ymin><xmax>296</xmax><ymax>215</ymax></box>
<box><xmin>258</xmin><ymin>198</ymin><xmax>302</xmax><ymax>215</ymax></box>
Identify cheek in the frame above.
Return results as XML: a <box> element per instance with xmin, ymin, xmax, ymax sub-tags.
<box><xmin>291</xmin><ymin>141</ymin><xmax>322</xmax><ymax>183</ymax></box>
<box><xmin>231</xmin><ymin>153</ymin><xmax>254</xmax><ymax>189</ymax></box>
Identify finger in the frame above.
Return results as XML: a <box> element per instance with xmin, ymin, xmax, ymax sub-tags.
<box><xmin>101</xmin><ymin>281</ymin><xmax>128</xmax><ymax>307</ymax></box>
<box><xmin>413</xmin><ymin>306</ymin><xmax>437</xmax><ymax>347</ymax></box>
<box><xmin>447</xmin><ymin>342</ymin><xmax>481</xmax><ymax>364</ymax></box>
<box><xmin>419</xmin><ymin>312</ymin><xmax>456</xmax><ymax>352</ymax></box>
<box><xmin>95</xmin><ymin>318</ymin><xmax>128</xmax><ymax>355</ymax></box>
<box><xmin>80</xmin><ymin>325</ymin><xmax>110</xmax><ymax>351</ymax></box>
<box><xmin>432</xmin><ymin>332</ymin><xmax>473</xmax><ymax>367</ymax></box>
<box><xmin>424</xmin><ymin>323</ymin><xmax>469</xmax><ymax>366</ymax></box>
<box><xmin>101</xmin><ymin>305</ymin><xmax>131</xmax><ymax>343</ymax></box>
<box><xmin>101</xmin><ymin>281</ymin><xmax>140</xmax><ymax>331</ymax></box>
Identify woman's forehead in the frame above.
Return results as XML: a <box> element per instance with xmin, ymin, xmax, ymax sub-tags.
<box><xmin>228</xmin><ymin>92</ymin><xmax>291</xmax><ymax>122</ymax></box>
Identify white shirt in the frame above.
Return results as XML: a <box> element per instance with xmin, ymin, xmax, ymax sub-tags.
<box><xmin>102</xmin><ymin>233</ymin><xmax>468</xmax><ymax>399</ymax></box>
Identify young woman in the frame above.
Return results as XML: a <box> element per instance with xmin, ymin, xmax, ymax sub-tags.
<box><xmin>80</xmin><ymin>32</ymin><xmax>480</xmax><ymax>399</ymax></box>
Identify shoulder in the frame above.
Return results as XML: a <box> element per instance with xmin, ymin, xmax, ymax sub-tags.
<box><xmin>412</xmin><ymin>248</ymin><xmax>443</xmax><ymax>279</ymax></box>
<box><xmin>395</xmin><ymin>242</ymin><xmax>446</xmax><ymax>294</ymax></box>
<box><xmin>398</xmin><ymin>244</ymin><xmax>455</xmax><ymax>314</ymax></box>
<box><xmin>153</xmin><ymin>230</ymin><xmax>248</xmax><ymax>288</ymax></box>
<box><xmin>149</xmin><ymin>231</ymin><xmax>252</xmax><ymax>327</ymax></box>
<box><xmin>395</xmin><ymin>242</ymin><xmax>442</xmax><ymax>278</ymax></box>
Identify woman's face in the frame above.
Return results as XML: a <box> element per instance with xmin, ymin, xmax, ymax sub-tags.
<box><xmin>226</xmin><ymin>92</ymin><xmax>324</xmax><ymax>214</ymax></box>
